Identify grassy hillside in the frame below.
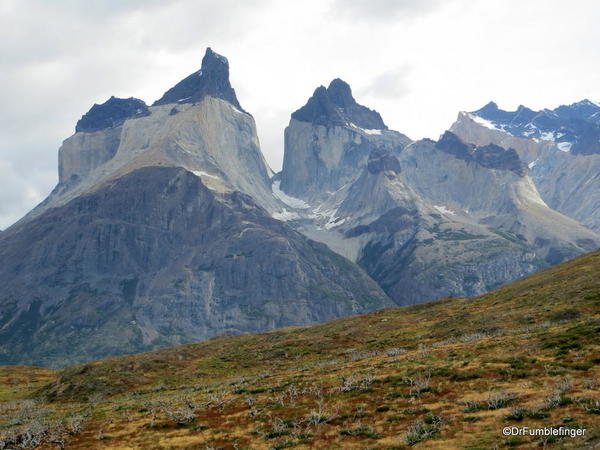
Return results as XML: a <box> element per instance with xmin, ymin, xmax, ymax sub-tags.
<box><xmin>1</xmin><ymin>250</ymin><xmax>599</xmax><ymax>449</ymax></box>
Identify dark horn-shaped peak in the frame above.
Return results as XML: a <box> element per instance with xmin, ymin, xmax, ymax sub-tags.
<box><xmin>291</xmin><ymin>78</ymin><xmax>386</xmax><ymax>130</ymax></box>
<box><xmin>153</xmin><ymin>47</ymin><xmax>244</xmax><ymax>111</ymax></box>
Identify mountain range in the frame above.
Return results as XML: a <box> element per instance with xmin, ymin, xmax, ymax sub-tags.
<box><xmin>0</xmin><ymin>48</ymin><xmax>598</xmax><ymax>367</ymax></box>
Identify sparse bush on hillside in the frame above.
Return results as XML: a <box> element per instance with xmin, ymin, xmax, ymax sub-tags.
<box><xmin>87</xmin><ymin>392</ymin><xmax>105</xmax><ymax>405</ymax></box>
<box><xmin>543</xmin><ymin>392</ymin><xmax>572</xmax><ymax>409</ymax></box>
<box><xmin>423</xmin><ymin>413</ymin><xmax>442</xmax><ymax>425</ymax></box>
<box><xmin>504</xmin><ymin>407</ymin><xmax>526</xmax><ymax>421</ymax></box>
<box><xmin>338</xmin><ymin>373</ymin><xmax>375</xmax><ymax>392</ymax></box>
<box><xmin>459</xmin><ymin>332</ymin><xmax>490</xmax><ymax>343</ymax></box>
<box><xmin>303</xmin><ymin>400</ymin><xmax>338</xmax><ymax>428</ymax></box>
<box><xmin>405</xmin><ymin>373</ymin><xmax>432</xmax><ymax>395</ymax></box>
<box><xmin>7</xmin><ymin>399</ymin><xmax>48</xmax><ymax>426</ymax></box>
<box><xmin>461</xmin><ymin>391</ymin><xmax>516</xmax><ymax>412</ymax></box>
<box><xmin>65</xmin><ymin>414</ymin><xmax>86</xmax><ymax>435</ymax></box>
<box><xmin>556</xmin><ymin>377</ymin><xmax>573</xmax><ymax>394</ymax></box>
<box><xmin>161</xmin><ymin>403</ymin><xmax>196</xmax><ymax>425</ymax></box>
<box><xmin>0</xmin><ymin>419</ymin><xmax>69</xmax><ymax>450</ymax></box>
<box><xmin>504</xmin><ymin>406</ymin><xmax>549</xmax><ymax>421</ymax></box>
<box><xmin>339</xmin><ymin>425</ymin><xmax>380</xmax><ymax>438</ymax></box>
<box><xmin>486</xmin><ymin>390</ymin><xmax>516</xmax><ymax>410</ymax></box>
<box><xmin>461</xmin><ymin>400</ymin><xmax>482</xmax><ymax>413</ymax></box>
<box><xmin>406</xmin><ymin>344</ymin><xmax>431</xmax><ymax>362</ymax></box>
<box><xmin>348</xmin><ymin>350</ymin><xmax>378</xmax><ymax>362</ymax></box>
<box><xmin>152</xmin><ymin>395</ymin><xmax>199</xmax><ymax>425</ymax></box>
<box><xmin>315</xmin><ymin>359</ymin><xmax>340</xmax><ymax>369</ymax></box>
<box><xmin>207</xmin><ymin>391</ymin><xmax>227</xmax><ymax>411</ymax></box>
<box><xmin>404</xmin><ymin>419</ymin><xmax>440</xmax><ymax>445</ymax></box>
<box><xmin>541</xmin><ymin>377</ymin><xmax>574</xmax><ymax>409</ymax></box>
<box><xmin>285</xmin><ymin>386</ymin><xmax>300</xmax><ymax>404</ymax></box>
<box><xmin>385</xmin><ymin>347</ymin><xmax>406</xmax><ymax>357</ymax></box>
<box><xmin>580</xmin><ymin>398</ymin><xmax>600</xmax><ymax>414</ymax></box>
<box><xmin>583</xmin><ymin>378</ymin><xmax>598</xmax><ymax>390</ymax></box>
<box><xmin>300</xmin><ymin>384</ymin><xmax>324</xmax><ymax>400</ymax></box>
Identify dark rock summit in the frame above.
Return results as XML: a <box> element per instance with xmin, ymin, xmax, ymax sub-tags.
<box><xmin>292</xmin><ymin>78</ymin><xmax>387</xmax><ymax>130</ymax></box>
<box><xmin>435</xmin><ymin>130</ymin><xmax>472</xmax><ymax>160</ymax></box>
<box><xmin>436</xmin><ymin>131</ymin><xmax>527</xmax><ymax>176</ymax></box>
<box><xmin>153</xmin><ymin>47</ymin><xmax>244</xmax><ymax>111</ymax></box>
<box><xmin>75</xmin><ymin>97</ymin><xmax>150</xmax><ymax>133</ymax></box>
<box><xmin>367</xmin><ymin>148</ymin><xmax>401</xmax><ymax>174</ymax></box>
<box><xmin>475</xmin><ymin>144</ymin><xmax>527</xmax><ymax>176</ymax></box>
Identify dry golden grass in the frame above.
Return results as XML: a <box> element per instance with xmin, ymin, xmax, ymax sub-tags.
<box><xmin>1</xmin><ymin>250</ymin><xmax>599</xmax><ymax>448</ymax></box>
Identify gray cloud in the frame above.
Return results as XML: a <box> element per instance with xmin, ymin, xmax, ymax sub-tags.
<box><xmin>358</xmin><ymin>65</ymin><xmax>412</xmax><ymax>101</ymax></box>
<box><xmin>330</xmin><ymin>0</ymin><xmax>445</xmax><ymax>21</ymax></box>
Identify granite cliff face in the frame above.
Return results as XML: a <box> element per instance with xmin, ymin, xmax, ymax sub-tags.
<box><xmin>0</xmin><ymin>50</ymin><xmax>391</xmax><ymax>367</ymax></box>
<box><xmin>280</xmin><ymin>79</ymin><xmax>410</xmax><ymax>201</ymax></box>
<box><xmin>276</xmin><ymin>85</ymin><xmax>600</xmax><ymax>305</ymax></box>
<box><xmin>450</xmin><ymin>100</ymin><xmax>600</xmax><ymax>231</ymax></box>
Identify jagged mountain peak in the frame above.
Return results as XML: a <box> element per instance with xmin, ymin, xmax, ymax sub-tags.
<box><xmin>472</xmin><ymin>101</ymin><xmax>514</xmax><ymax>123</ymax></box>
<box><xmin>465</xmin><ymin>99</ymin><xmax>600</xmax><ymax>156</ymax></box>
<box><xmin>152</xmin><ymin>47</ymin><xmax>244</xmax><ymax>111</ymax></box>
<box><xmin>479</xmin><ymin>100</ymin><xmax>499</xmax><ymax>112</ymax></box>
<box><xmin>574</xmin><ymin>98</ymin><xmax>600</xmax><ymax>108</ymax></box>
<box><xmin>75</xmin><ymin>96</ymin><xmax>150</xmax><ymax>133</ymax></box>
<box><xmin>326</xmin><ymin>78</ymin><xmax>355</xmax><ymax>108</ymax></box>
<box><xmin>291</xmin><ymin>78</ymin><xmax>387</xmax><ymax>130</ymax></box>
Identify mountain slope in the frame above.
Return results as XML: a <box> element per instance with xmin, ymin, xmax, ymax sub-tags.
<box><xmin>2</xmin><ymin>250</ymin><xmax>599</xmax><ymax>449</ymax></box>
<box><xmin>0</xmin><ymin>166</ymin><xmax>391</xmax><ymax>368</ymax></box>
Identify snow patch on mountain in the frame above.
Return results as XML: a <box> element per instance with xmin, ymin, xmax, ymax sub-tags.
<box><xmin>191</xmin><ymin>170</ymin><xmax>220</xmax><ymax>180</ymax></box>
<box><xmin>272</xmin><ymin>180</ymin><xmax>310</xmax><ymax>209</ymax></box>
<box><xmin>467</xmin><ymin>113</ymin><xmax>503</xmax><ymax>131</ymax></box>
<box><xmin>540</xmin><ymin>131</ymin><xmax>555</xmax><ymax>141</ymax></box>
<box><xmin>557</xmin><ymin>142</ymin><xmax>572</xmax><ymax>152</ymax></box>
<box><xmin>434</xmin><ymin>205</ymin><xmax>455</xmax><ymax>216</ymax></box>
<box><xmin>348</xmin><ymin>123</ymin><xmax>382</xmax><ymax>135</ymax></box>
<box><xmin>273</xmin><ymin>208</ymin><xmax>300</xmax><ymax>221</ymax></box>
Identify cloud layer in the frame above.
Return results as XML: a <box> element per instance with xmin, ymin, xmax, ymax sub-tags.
<box><xmin>1</xmin><ymin>0</ymin><xmax>599</xmax><ymax>228</ymax></box>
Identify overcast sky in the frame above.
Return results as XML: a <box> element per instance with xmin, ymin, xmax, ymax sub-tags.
<box><xmin>1</xmin><ymin>0</ymin><xmax>599</xmax><ymax>229</ymax></box>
